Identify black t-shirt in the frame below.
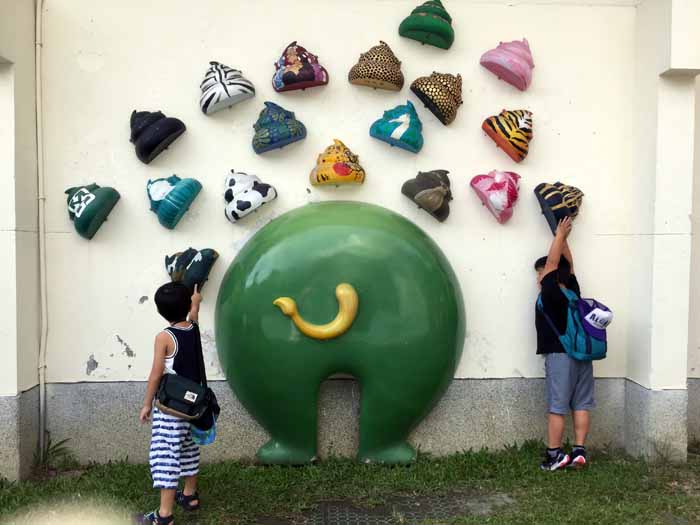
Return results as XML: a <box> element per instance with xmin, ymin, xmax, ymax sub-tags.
<box><xmin>536</xmin><ymin>270</ymin><xmax>580</xmax><ymax>354</ymax></box>
<box><xmin>164</xmin><ymin>321</ymin><xmax>204</xmax><ymax>384</ymax></box>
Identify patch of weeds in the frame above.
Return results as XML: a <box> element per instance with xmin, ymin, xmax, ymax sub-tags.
<box><xmin>688</xmin><ymin>440</ymin><xmax>700</xmax><ymax>456</ymax></box>
<box><xmin>32</xmin><ymin>433</ymin><xmax>80</xmax><ymax>477</ymax></box>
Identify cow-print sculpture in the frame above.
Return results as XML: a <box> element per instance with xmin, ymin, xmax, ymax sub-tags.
<box><xmin>224</xmin><ymin>169</ymin><xmax>278</xmax><ymax>223</ymax></box>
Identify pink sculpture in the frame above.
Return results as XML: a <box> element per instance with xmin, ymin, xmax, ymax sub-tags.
<box><xmin>470</xmin><ymin>170</ymin><xmax>521</xmax><ymax>224</ymax></box>
<box><xmin>480</xmin><ymin>39</ymin><xmax>534</xmax><ymax>91</ymax></box>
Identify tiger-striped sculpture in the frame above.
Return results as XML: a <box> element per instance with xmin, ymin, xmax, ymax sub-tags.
<box><xmin>482</xmin><ymin>109</ymin><xmax>533</xmax><ymax>163</ymax></box>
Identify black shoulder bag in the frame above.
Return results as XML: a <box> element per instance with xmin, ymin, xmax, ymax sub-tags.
<box><xmin>155</xmin><ymin>329</ymin><xmax>219</xmax><ymax>427</ymax></box>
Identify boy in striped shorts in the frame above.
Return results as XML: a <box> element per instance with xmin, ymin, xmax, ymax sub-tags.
<box><xmin>137</xmin><ymin>283</ymin><xmax>204</xmax><ymax>524</ymax></box>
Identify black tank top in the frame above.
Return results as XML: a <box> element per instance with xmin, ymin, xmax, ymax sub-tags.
<box><xmin>163</xmin><ymin>322</ymin><xmax>203</xmax><ymax>384</ymax></box>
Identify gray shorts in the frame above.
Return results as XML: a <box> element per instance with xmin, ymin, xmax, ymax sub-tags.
<box><xmin>545</xmin><ymin>353</ymin><xmax>595</xmax><ymax>415</ymax></box>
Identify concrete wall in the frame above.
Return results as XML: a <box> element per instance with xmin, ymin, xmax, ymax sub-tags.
<box><xmin>2</xmin><ymin>0</ymin><xmax>700</xmax><ymax>473</ymax></box>
<box><xmin>41</xmin><ymin>0</ymin><xmax>639</xmax><ymax>385</ymax></box>
<box><xmin>0</xmin><ymin>0</ymin><xmax>40</xmax><ymax>481</ymax></box>
<box><xmin>46</xmin><ymin>379</ymin><xmax>627</xmax><ymax>465</ymax></box>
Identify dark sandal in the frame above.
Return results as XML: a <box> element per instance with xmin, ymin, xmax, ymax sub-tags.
<box><xmin>175</xmin><ymin>490</ymin><xmax>200</xmax><ymax>512</ymax></box>
<box><xmin>133</xmin><ymin>510</ymin><xmax>174</xmax><ymax>524</ymax></box>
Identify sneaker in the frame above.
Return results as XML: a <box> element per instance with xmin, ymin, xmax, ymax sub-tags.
<box><xmin>133</xmin><ymin>510</ymin><xmax>174</xmax><ymax>524</ymax></box>
<box><xmin>568</xmin><ymin>449</ymin><xmax>587</xmax><ymax>469</ymax></box>
<box><xmin>540</xmin><ymin>450</ymin><xmax>570</xmax><ymax>471</ymax></box>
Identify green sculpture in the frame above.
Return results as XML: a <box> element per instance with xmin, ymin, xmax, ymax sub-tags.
<box><xmin>398</xmin><ymin>0</ymin><xmax>455</xmax><ymax>50</ymax></box>
<box><xmin>65</xmin><ymin>183</ymin><xmax>120</xmax><ymax>240</ymax></box>
<box><xmin>215</xmin><ymin>202</ymin><xmax>464</xmax><ymax>465</ymax></box>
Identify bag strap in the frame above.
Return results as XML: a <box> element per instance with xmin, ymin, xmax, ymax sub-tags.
<box><xmin>193</xmin><ymin>323</ymin><xmax>208</xmax><ymax>388</ymax></box>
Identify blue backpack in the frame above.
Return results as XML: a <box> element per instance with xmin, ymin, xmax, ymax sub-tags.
<box><xmin>537</xmin><ymin>288</ymin><xmax>609</xmax><ymax>361</ymax></box>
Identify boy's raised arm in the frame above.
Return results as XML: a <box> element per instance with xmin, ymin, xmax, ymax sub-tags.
<box><xmin>544</xmin><ymin>217</ymin><xmax>572</xmax><ymax>277</ymax></box>
<box><xmin>188</xmin><ymin>284</ymin><xmax>202</xmax><ymax>323</ymax></box>
<box><xmin>562</xmin><ymin>239</ymin><xmax>574</xmax><ymax>275</ymax></box>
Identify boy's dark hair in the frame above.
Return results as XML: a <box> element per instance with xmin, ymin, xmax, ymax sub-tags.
<box><xmin>155</xmin><ymin>282</ymin><xmax>191</xmax><ymax>323</ymax></box>
<box><xmin>534</xmin><ymin>255</ymin><xmax>571</xmax><ymax>284</ymax></box>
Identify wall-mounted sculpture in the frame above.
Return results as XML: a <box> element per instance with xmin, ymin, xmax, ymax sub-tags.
<box><xmin>65</xmin><ymin>184</ymin><xmax>120</xmax><ymax>240</ymax></box>
<box><xmin>272</xmin><ymin>41</ymin><xmax>329</xmax><ymax>92</ymax></box>
<box><xmin>310</xmin><ymin>139</ymin><xmax>366</xmax><ymax>186</ymax></box>
<box><xmin>482</xmin><ymin>109</ymin><xmax>533</xmax><ymax>163</ymax></box>
<box><xmin>480</xmin><ymin>39</ymin><xmax>534</xmax><ymax>92</ymax></box>
<box><xmin>470</xmin><ymin>170</ymin><xmax>521</xmax><ymax>224</ymax></box>
<box><xmin>370</xmin><ymin>101</ymin><xmax>424</xmax><ymax>153</ymax></box>
<box><xmin>401</xmin><ymin>170</ymin><xmax>452</xmax><ymax>222</ymax></box>
<box><xmin>348</xmin><ymin>41</ymin><xmax>404</xmax><ymax>91</ymax></box>
<box><xmin>215</xmin><ymin>201</ymin><xmax>465</xmax><ymax>465</ymax></box>
<box><xmin>534</xmin><ymin>182</ymin><xmax>584</xmax><ymax>234</ymax></box>
<box><xmin>252</xmin><ymin>102</ymin><xmax>307</xmax><ymax>154</ymax></box>
<box><xmin>200</xmin><ymin>61</ymin><xmax>255</xmax><ymax>115</ymax></box>
<box><xmin>165</xmin><ymin>247</ymin><xmax>219</xmax><ymax>291</ymax></box>
<box><xmin>224</xmin><ymin>169</ymin><xmax>277</xmax><ymax>223</ymax></box>
<box><xmin>129</xmin><ymin>110</ymin><xmax>186</xmax><ymax>164</ymax></box>
<box><xmin>411</xmin><ymin>72</ymin><xmax>462</xmax><ymax>125</ymax></box>
<box><xmin>399</xmin><ymin>0</ymin><xmax>454</xmax><ymax>50</ymax></box>
<box><xmin>147</xmin><ymin>175</ymin><xmax>202</xmax><ymax>229</ymax></box>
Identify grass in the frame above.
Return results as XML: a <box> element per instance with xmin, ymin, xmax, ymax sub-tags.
<box><xmin>1</xmin><ymin>441</ymin><xmax>699</xmax><ymax>524</ymax></box>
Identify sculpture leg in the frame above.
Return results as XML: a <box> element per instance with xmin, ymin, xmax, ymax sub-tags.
<box><xmin>356</xmin><ymin>378</ymin><xmax>421</xmax><ymax>465</ymax></box>
<box><xmin>255</xmin><ymin>382</ymin><xmax>319</xmax><ymax>465</ymax></box>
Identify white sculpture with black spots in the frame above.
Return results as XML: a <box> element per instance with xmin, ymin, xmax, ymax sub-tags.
<box><xmin>224</xmin><ymin>169</ymin><xmax>277</xmax><ymax>223</ymax></box>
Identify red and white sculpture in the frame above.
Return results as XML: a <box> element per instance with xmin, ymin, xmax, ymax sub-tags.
<box><xmin>470</xmin><ymin>170</ymin><xmax>521</xmax><ymax>224</ymax></box>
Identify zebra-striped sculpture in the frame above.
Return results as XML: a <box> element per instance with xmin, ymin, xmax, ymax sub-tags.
<box><xmin>200</xmin><ymin>61</ymin><xmax>255</xmax><ymax>115</ymax></box>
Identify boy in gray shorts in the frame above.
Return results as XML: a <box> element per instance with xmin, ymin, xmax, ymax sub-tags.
<box><xmin>534</xmin><ymin>216</ymin><xmax>594</xmax><ymax>471</ymax></box>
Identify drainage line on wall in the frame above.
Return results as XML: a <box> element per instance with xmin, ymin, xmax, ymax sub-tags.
<box><xmin>35</xmin><ymin>0</ymin><xmax>48</xmax><ymax>456</ymax></box>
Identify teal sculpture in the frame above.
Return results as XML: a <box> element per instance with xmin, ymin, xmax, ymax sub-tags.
<box><xmin>215</xmin><ymin>202</ymin><xmax>464</xmax><ymax>465</ymax></box>
<box><xmin>370</xmin><ymin>101</ymin><xmax>424</xmax><ymax>153</ymax></box>
<box><xmin>165</xmin><ymin>247</ymin><xmax>219</xmax><ymax>291</ymax></box>
<box><xmin>147</xmin><ymin>175</ymin><xmax>202</xmax><ymax>229</ymax></box>
<box><xmin>252</xmin><ymin>101</ymin><xmax>307</xmax><ymax>154</ymax></box>
<box><xmin>65</xmin><ymin>183</ymin><xmax>120</xmax><ymax>240</ymax></box>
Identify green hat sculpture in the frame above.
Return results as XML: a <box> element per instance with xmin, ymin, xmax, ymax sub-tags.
<box><xmin>398</xmin><ymin>0</ymin><xmax>454</xmax><ymax>50</ymax></box>
<box><xmin>65</xmin><ymin>183</ymin><xmax>121</xmax><ymax>239</ymax></box>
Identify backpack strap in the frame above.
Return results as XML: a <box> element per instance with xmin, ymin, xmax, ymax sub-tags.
<box><xmin>537</xmin><ymin>294</ymin><xmax>563</xmax><ymax>338</ymax></box>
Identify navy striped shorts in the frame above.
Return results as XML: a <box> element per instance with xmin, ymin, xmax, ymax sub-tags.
<box><xmin>149</xmin><ymin>407</ymin><xmax>200</xmax><ymax>489</ymax></box>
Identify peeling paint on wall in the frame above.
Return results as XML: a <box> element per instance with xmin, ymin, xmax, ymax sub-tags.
<box><xmin>115</xmin><ymin>335</ymin><xmax>135</xmax><ymax>358</ymax></box>
<box><xmin>86</xmin><ymin>355</ymin><xmax>98</xmax><ymax>375</ymax></box>
<box><xmin>200</xmin><ymin>329</ymin><xmax>223</xmax><ymax>377</ymax></box>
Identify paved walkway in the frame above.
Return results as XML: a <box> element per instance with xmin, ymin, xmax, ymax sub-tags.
<box><xmin>256</xmin><ymin>491</ymin><xmax>515</xmax><ymax>525</ymax></box>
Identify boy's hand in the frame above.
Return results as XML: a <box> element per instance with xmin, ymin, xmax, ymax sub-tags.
<box><xmin>191</xmin><ymin>284</ymin><xmax>202</xmax><ymax>305</ymax></box>
<box><xmin>139</xmin><ymin>405</ymin><xmax>152</xmax><ymax>424</ymax></box>
<box><xmin>555</xmin><ymin>216</ymin><xmax>573</xmax><ymax>239</ymax></box>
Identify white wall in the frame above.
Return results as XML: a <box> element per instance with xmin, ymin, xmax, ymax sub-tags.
<box><xmin>42</xmin><ymin>0</ymin><xmax>640</xmax><ymax>383</ymax></box>
<box><xmin>0</xmin><ymin>0</ymin><xmax>39</xmax><ymax>396</ymax></box>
